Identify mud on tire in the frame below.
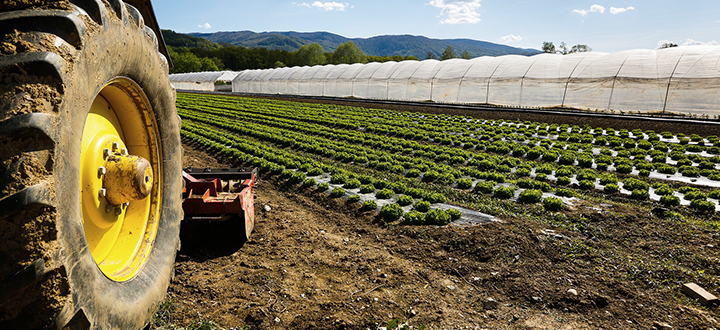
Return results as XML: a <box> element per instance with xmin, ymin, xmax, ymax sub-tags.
<box><xmin>0</xmin><ymin>1</ymin><xmax>182</xmax><ymax>329</ymax></box>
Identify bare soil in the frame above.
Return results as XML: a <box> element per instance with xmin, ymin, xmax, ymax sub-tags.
<box><xmin>166</xmin><ymin>142</ymin><xmax>720</xmax><ymax>329</ymax></box>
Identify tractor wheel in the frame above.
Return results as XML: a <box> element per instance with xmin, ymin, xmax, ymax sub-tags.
<box><xmin>0</xmin><ymin>1</ymin><xmax>182</xmax><ymax>329</ymax></box>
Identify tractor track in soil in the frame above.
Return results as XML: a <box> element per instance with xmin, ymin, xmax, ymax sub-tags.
<box><xmin>166</xmin><ymin>141</ymin><xmax>720</xmax><ymax>330</ymax></box>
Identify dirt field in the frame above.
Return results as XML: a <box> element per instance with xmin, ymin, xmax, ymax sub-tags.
<box><xmin>158</xmin><ymin>141</ymin><xmax>720</xmax><ymax>330</ymax></box>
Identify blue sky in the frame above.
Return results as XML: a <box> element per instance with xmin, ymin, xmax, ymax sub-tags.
<box><xmin>152</xmin><ymin>0</ymin><xmax>720</xmax><ymax>53</ymax></box>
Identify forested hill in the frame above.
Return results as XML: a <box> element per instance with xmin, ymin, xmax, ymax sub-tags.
<box><xmin>161</xmin><ymin>30</ymin><xmax>542</xmax><ymax>73</ymax></box>
<box><xmin>188</xmin><ymin>30</ymin><xmax>541</xmax><ymax>58</ymax></box>
<box><xmin>163</xmin><ymin>29</ymin><xmax>222</xmax><ymax>50</ymax></box>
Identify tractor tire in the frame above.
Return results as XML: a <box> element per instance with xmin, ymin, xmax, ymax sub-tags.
<box><xmin>0</xmin><ymin>1</ymin><xmax>182</xmax><ymax>329</ymax></box>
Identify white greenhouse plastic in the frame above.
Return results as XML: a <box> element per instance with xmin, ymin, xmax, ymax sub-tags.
<box><xmin>169</xmin><ymin>71</ymin><xmax>240</xmax><ymax>91</ymax></box>
<box><xmin>232</xmin><ymin>46</ymin><xmax>720</xmax><ymax>115</ymax></box>
<box><xmin>216</xmin><ymin>71</ymin><xmax>240</xmax><ymax>83</ymax></box>
<box><xmin>169</xmin><ymin>72</ymin><xmax>223</xmax><ymax>91</ymax></box>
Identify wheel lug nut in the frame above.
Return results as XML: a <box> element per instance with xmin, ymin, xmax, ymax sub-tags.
<box><xmin>98</xmin><ymin>166</ymin><xmax>106</xmax><ymax>177</ymax></box>
<box><xmin>105</xmin><ymin>204</ymin><xmax>113</xmax><ymax>213</ymax></box>
<box><xmin>103</xmin><ymin>148</ymin><xmax>111</xmax><ymax>159</ymax></box>
<box><xmin>112</xmin><ymin>142</ymin><xmax>120</xmax><ymax>151</ymax></box>
<box><xmin>114</xmin><ymin>206</ymin><xmax>123</xmax><ymax>215</ymax></box>
<box><xmin>121</xmin><ymin>148</ymin><xmax>128</xmax><ymax>155</ymax></box>
<box><xmin>99</xmin><ymin>188</ymin><xmax>107</xmax><ymax>198</ymax></box>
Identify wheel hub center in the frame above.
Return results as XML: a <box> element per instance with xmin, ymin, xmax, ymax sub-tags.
<box><xmin>102</xmin><ymin>152</ymin><xmax>154</xmax><ymax>206</ymax></box>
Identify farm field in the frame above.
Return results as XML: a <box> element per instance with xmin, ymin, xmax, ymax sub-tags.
<box><xmin>158</xmin><ymin>92</ymin><xmax>720</xmax><ymax>329</ymax></box>
<box><xmin>178</xmin><ymin>92</ymin><xmax>720</xmax><ymax>216</ymax></box>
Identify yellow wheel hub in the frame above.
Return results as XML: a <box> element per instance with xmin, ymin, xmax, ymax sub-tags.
<box><xmin>103</xmin><ymin>153</ymin><xmax>154</xmax><ymax>206</ymax></box>
<box><xmin>80</xmin><ymin>78</ymin><xmax>163</xmax><ymax>282</ymax></box>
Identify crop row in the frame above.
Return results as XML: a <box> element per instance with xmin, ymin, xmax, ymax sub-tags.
<box><xmin>179</xmin><ymin>94</ymin><xmax>720</xmax><ymax>186</ymax></box>
<box><xmin>178</xmin><ymin>93</ymin><xmax>720</xmax><ymax>215</ymax></box>
<box><xmin>182</xmin><ymin>121</ymin><xmax>472</xmax><ymax>224</ymax></box>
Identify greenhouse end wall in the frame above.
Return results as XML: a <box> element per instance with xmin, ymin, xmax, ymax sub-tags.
<box><xmin>170</xmin><ymin>71</ymin><xmax>228</xmax><ymax>92</ymax></box>
<box><xmin>170</xmin><ymin>81</ymin><xmax>216</xmax><ymax>91</ymax></box>
<box><xmin>232</xmin><ymin>46</ymin><xmax>720</xmax><ymax>116</ymax></box>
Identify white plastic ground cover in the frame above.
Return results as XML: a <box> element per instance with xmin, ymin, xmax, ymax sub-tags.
<box><xmin>323</xmin><ymin>107</ymin><xmax>720</xmax><ymax>189</ymax></box>
<box><xmin>233</xmin><ymin>46</ymin><xmax>720</xmax><ymax>115</ymax></box>
<box><xmin>313</xmin><ymin>128</ymin><xmax>720</xmax><ymax>210</ymax></box>
<box><xmin>354</xmin><ymin>111</ymin><xmax>720</xmax><ymax>187</ymax></box>
<box><xmin>313</xmin><ymin>167</ymin><xmax>720</xmax><ymax>215</ymax></box>
<box><xmin>303</xmin><ymin>159</ymin><xmax>720</xmax><ymax>216</ymax></box>
<box><xmin>311</xmin><ymin>172</ymin><xmax>500</xmax><ymax>224</ymax></box>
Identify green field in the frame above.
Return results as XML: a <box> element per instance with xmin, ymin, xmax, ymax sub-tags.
<box><xmin>177</xmin><ymin>92</ymin><xmax>720</xmax><ymax>225</ymax></box>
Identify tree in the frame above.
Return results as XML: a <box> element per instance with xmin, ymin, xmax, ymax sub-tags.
<box><xmin>199</xmin><ymin>57</ymin><xmax>221</xmax><ymax>71</ymax></box>
<box><xmin>168</xmin><ymin>47</ymin><xmax>202</xmax><ymax>73</ymax></box>
<box><xmin>660</xmin><ymin>42</ymin><xmax>678</xmax><ymax>49</ymax></box>
<box><xmin>426</xmin><ymin>51</ymin><xmax>437</xmax><ymax>59</ymax></box>
<box><xmin>557</xmin><ymin>42</ymin><xmax>568</xmax><ymax>55</ymax></box>
<box><xmin>460</xmin><ymin>50</ymin><xmax>472</xmax><ymax>59</ymax></box>
<box><xmin>542</xmin><ymin>41</ymin><xmax>555</xmax><ymax>53</ymax></box>
<box><xmin>366</xmin><ymin>55</ymin><xmax>420</xmax><ymax>63</ymax></box>
<box><xmin>274</xmin><ymin>61</ymin><xmax>286</xmax><ymax>68</ymax></box>
<box><xmin>294</xmin><ymin>43</ymin><xmax>327</xmax><ymax>66</ymax></box>
<box><xmin>569</xmin><ymin>44</ymin><xmax>592</xmax><ymax>54</ymax></box>
<box><xmin>440</xmin><ymin>45</ymin><xmax>456</xmax><ymax>60</ymax></box>
<box><xmin>542</xmin><ymin>41</ymin><xmax>592</xmax><ymax>55</ymax></box>
<box><xmin>332</xmin><ymin>41</ymin><xmax>367</xmax><ymax>64</ymax></box>
<box><xmin>323</xmin><ymin>52</ymin><xmax>333</xmax><ymax>64</ymax></box>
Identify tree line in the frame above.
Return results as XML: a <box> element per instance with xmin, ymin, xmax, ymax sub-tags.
<box><xmin>541</xmin><ymin>41</ymin><xmax>592</xmax><ymax>55</ymax></box>
<box><xmin>169</xmin><ymin>41</ymin><xmax>420</xmax><ymax>74</ymax></box>
<box><xmin>426</xmin><ymin>46</ymin><xmax>473</xmax><ymax>60</ymax></box>
<box><xmin>168</xmin><ymin>41</ymin><xmax>485</xmax><ymax>74</ymax></box>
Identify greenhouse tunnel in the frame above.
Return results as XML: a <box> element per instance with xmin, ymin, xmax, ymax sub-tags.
<box><xmin>170</xmin><ymin>71</ymin><xmax>240</xmax><ymax>91</ymax></box>
<box><xmin>232</xmin><ymin>45</ymin><xmax>720</xmax><ymax>116</ymax></box>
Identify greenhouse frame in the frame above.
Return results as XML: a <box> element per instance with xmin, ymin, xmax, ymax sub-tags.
<box><xmin>232</xmin><ymin>46</ymin><xmax>720</xmax><ymax>115</ymax></box>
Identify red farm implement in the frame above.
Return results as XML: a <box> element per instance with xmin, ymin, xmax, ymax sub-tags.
<box><xmin>182</xmin><ymin>167</ymin><xmax>258</xmax><ymax>240</ymax></box>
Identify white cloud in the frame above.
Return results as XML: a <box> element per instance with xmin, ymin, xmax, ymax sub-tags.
<box><xmin>429</xmin><ymin>0</ymin><xmax>482</xmax><ymax>24</ymax></box>
<box><xmin>499</xmin><ymin>34</ymin><xmax>522</xmax><ymax>43</ymax></box>
<box><xmin>681</xmin><ymin>39</ymin><xmax>720</xmax><ymax>46</ymax></box>
<box><xmin>656</xmin><ymin>39</ymin><xmax>720</xmax><ymax>48</ymax></box>
<box><xmin>573</xmin><ymin>4</ymin><xmax>605</xmax><ymax>16</ymax></box>
<box><xmin>296</xmin><ymin>1</ymin><xmax>351</xmax><ymax>11</ymax></box>
<box><xmin>574</xmin><ymin>4</ymin><xmax>634</xmax><ymax>16</ymax></box>
<box><xmin>198</xmin><ymin>22</ymin><xmax>211</xmax><ymax>29</ymax></box>
<box><xmin>610</xmin><ymin>6</ymin><xmax>634</xmax><ymax>14</ymax></box>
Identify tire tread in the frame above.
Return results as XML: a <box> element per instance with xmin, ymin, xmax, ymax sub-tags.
<box><xmin>69</xmin><ymin>0</ymin><xmax>104</xmax><ymax>25</ymax></box>
<box><xmin>0</xmin><ymin>113</ymin><xmax>56</xmax><ymax>142</ymax></box>
<box><xmin>0</xmin><ymin>9</ymin><xmax>86</xmax><ymax>49</ymax></box>
<box><xmin>0</xmin><ymin>52</ymin><xmax>66</xmax><ymax>87</ymax></box>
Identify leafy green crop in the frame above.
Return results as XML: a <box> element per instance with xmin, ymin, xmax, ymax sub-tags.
<box><xmin>379</xmin><ymin>203</ymin><xmax>404</xmax><ymax>223</ymax></box>
<box><xmin>178</xmin><ymin>93</ymin><xmax>720</xmax><ymax>216</ymax></box>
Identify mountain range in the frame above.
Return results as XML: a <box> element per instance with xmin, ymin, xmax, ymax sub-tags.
<box><xmin>184</xmin><ymin>30</ymin><xmax>541</xmax><ymax>59</ymax></box>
